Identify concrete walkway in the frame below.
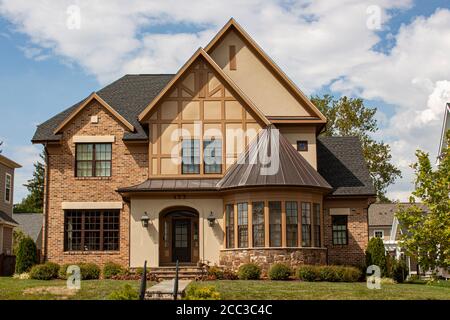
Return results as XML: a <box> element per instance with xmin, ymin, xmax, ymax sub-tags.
<box><xmin>145</xmin><ymin>279</ymin><xmax>192</xmax><ymax>300</ymax></box>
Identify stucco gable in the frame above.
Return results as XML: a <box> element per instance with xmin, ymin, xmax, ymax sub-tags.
<box><xmin>206</xmin><ymin>19</ymin><xmax>326</xmax><ymax>123</ymax></box>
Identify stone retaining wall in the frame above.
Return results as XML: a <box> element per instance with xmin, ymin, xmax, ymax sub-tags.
<box><xmin>219</xmin><ymin>248</ymin><xmax>327</xmax><ymax>273</ymax></box>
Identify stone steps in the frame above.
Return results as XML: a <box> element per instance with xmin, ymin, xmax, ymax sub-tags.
<box><xmin>145</xmin><ymin>279</ymin><xmax>192</xmax><ymax>300</ymax></box>
<box><xmin>148</xmin><ymin>266</ymin><xmax>206</xmax><ymax>281</ymax></box>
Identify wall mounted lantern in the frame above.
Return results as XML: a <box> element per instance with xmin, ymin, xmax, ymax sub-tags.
<box><xmin>141</xmin><ymin>212</ymin><xmax>150</xmax><ymax>228</ymax></box>
<box><xmin>207</xmin><ymin>211</ymin><xmax>216</xmax><ymax>227</ymax></box>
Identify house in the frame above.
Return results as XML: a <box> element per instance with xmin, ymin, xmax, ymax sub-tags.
<box><xmin>32</xmin><ymin>19</ymin><xmax>375</xmax><ymax>272</ymax></box>
<box><xmin>0</xmin><ymin>154</ymin><xmax>21</xmax><ymax>275</ymax></box>
<box><xmin>369</xmin><ymin>203</ymin><xmax>429</xmax><ymax>276</ymax></box>
<box><xmin>12</xmin><ymin>213</ymin><xmax>43</xmax><ymax>257</ymax></box>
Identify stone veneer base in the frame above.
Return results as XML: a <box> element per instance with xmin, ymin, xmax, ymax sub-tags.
<box><xmin>219</xmin><ymin>248</ymin><xmax>327</xmax><ymax>273</ymax></box>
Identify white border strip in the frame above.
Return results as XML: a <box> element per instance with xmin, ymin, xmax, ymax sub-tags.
<box><xmin>73</xmin><ymin>136</ymin><xmax>115</xmax><ymax>143</ymax></box>
<box><xmin>61</xmin><ymin>202</ymin><xmax>123</xmax><ymax>210</ymax></box>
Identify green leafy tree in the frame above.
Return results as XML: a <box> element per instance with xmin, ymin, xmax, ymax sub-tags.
<box><xmin>15</xmin><ymin>237</ymin><xmax>38</xmax><ymax>273</ymax></box>
<box><xmin>311</xmin><ymin>95</ymin><xmax>401</xmax><ymax>201</ymax></box>
<box><xmin>14</xmin><ymin>152</ymin><xmax>45</xmax><ymax>213</ymax></box>
<box><xmin>396</xmin><ymin>131</ymin><xmax>450</xmax><ymax>275</ymax></box>
<box><xmin>365</xmin><ymin>237</ymin><xmax>388</xmax><ymax>277</ymax></box>
<box><xmin>13</xmin><ymin>229</ymin><xmax>26</xmax><ymax>255</ymax></box>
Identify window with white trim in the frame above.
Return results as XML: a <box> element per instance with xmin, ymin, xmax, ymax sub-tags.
<box><xmin>5</xmin><ymin>173</ymin><xmax>11</xmax><ymax>203</ymax></box>
<box><xmin>374</xmin><ymin>230</ymin><xmax>384</xmax><ymax>238</ymax></box>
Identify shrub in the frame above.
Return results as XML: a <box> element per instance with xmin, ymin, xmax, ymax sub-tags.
<box><xmin>365</xmin><ymin>237</ymin><xmax>387</xmax><ymax>276</ymax></box>
<box><xmin>297</xmin><ymin>265</ymin><xmax>361</xmax><ymax>282</ymax></box>
<box><xmin>238</xmin><ymin>263</ymin><xmax>261</xmax><ymax>280</ymax></box>
<box><xmin>297</xmin><ymin>265</ymin><xmax>318</xmax><ymax>281</ymax></box>
<box><xmin>80</xmin><ymin>263</ymin><xmax>101</xmax><ymax>280</ymax></box>
<box><xmin>184</xmin><ymin>284</ymin><xmax>220</xmax><ymax>300</ymax></box>
<box><xmin>108</xmin><ymin>284</ymin><xmax>138</xmax><ymax>300</ymax></box>
<box><xmin>15</xmin><ymin>237</ymin><xmax>38</xmax><ymax>274</ymax></box>
<box><xmin>207</xmin><ymin>266</ymin><xmax>224</xmax><ymax>280</ymax></box>
<box><xmin>391</xmin><ymin>259</ymin><xmax>409</xmax><ymax>283</ymax></box>
<box><xmin>29</xmin><ymin>262</ymin><xmax>60</xmax><ymax>280</ymax></box>
<box><xmin>340</xmin><ymin>266</ymin><xmax>362</xmax><ymax>282</ymax></box>
<box><xmin>268</xmin><ymin>263</ymin><xmax>292</xmax><ymax>280</ymax></box>
<box><xmin>58</xmin><ymin>263</ymin><xmax>100</xmax><ymax>280</ymax></box>
<box><xmin>103</xmin><ymin>262</ymin><xmax>125</xmax><ymax>279</ymax></box>
<box><xmin>317</xmin><ymin>265</ymin><xmax>338</xmax><ymax>282</ymax></box>
<box><xmin>222</xmin><ymin>269</ymin><xmax>238</xmax><ymax>280</ymax></box>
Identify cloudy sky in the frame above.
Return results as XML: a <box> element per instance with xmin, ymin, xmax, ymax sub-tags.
<box><xmin>0</xmin><ymin>0</ymin><xmax>449</xmax><ymax>202</ymax></box>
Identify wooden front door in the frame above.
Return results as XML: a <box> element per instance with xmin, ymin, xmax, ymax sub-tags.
<box><xmin>172</xmin><ymin>219</ymin><xmax>191</xmax><ymax>262</ymax></box>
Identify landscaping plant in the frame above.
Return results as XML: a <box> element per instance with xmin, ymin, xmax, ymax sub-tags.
<box><xmin>238</xmin><ymin>263</ymin><xmax>261</xmax><ymax>280</ymax></box>
<box><xmin>365</xmin><ymin>237</ymin><xmax>388</xmax><ymax>276</ymax></box>
<box><xmin>15</xmin><ymin>237</ymin><xmax>38</xmax><ymax>274</ymax></box>
<box><xmin>268</xmin><ymin>263</ymin><xmax>292</xmax><ymax>280</ymax></box>
<box><xmin>184</xmin><ymin>284</ymin><xmax>220</xmax><ymax>300</ymax></box>
<box><xmin>103</xmin><ymin>261</ymin><xmax>125</xmax><ymax>279</ymax></box>
<box><xmin>29</xmin><ymin>262</ymin><xmax>60</xmax><ymax>280</ymax></box>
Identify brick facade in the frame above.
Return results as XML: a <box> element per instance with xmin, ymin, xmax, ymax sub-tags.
<box><xmin>323</xmin><ymin>198</ymin><xmax>370</xmax><ymax>267</ymax></box>
<box><xmin>45</xmin><ymin>100</ymin><xmax>147</xmax><ymax>267</ymax></box>
<box><xmin>219</xmin><ymin>248</ymin><xmax>327</xmax><ymax>273</ymax></box>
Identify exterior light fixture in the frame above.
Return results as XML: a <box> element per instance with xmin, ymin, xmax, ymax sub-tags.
<box><xmin>141</xmin><ymin>212</ymin><xmax>150</xmax><ymax>228</ymax></box>
<box><xmin>207</xmin><ymin>211</ymin><xmax>216</xmax><ymax>227</ymax></box>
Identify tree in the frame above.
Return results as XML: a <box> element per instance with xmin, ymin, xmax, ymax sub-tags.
<box><xmin>0</xmin><ymin>140</ymin><xmax>3</xmax><ymax>154</ymax></box>
<box><xmin>15</xmin><ymin>237</ymin><xmax>38</xmax><ymax>274</ymax></box>
<box><xmin>14</xmin><ymin>152</ymin><xmax>45</xmax><ymax>213</ymax></box>
<box><xmin>365</xmin><ymin>237</ymin><xmax>388</xmax><ymax>277</ymax></box>
<box><xmin>311</xmin><ymin>95</ymin><xmax>401</xmax><ymax>201</ymax></box>
<box><xmin>396</xmin><ymin>131</ymin><xmax>450</xmax><ymax>276</ymax></box>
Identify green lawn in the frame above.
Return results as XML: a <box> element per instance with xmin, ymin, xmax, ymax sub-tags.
<box><xmin>0</xmin><ymin>277</ymin><xmax>153</xmax><ymax>300</ymax></box>
<box><xmin>193</xmin><ymin>280</ymin><xmax>450</xmax><ymax>300</ymax></box>
<box><xmin>1</xmin><ymin>277</ymin><xmax>449</xmax><ymax>300</ymax></box>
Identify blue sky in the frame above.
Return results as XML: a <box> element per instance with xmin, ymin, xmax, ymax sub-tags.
<box><xmin>0</xmin><ymin>0</ymin><xmax>449</xmax><ymax>202</ymax></box>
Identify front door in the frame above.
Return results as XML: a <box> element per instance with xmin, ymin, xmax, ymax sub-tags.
<box><xmin>172</xmin><ymin>219</ymin><xmax>191</xmax><ymax>262</ymax></box>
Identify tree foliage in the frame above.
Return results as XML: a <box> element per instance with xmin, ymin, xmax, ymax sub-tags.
<box><xmin>311</xmin><ymin>95</ymin><xmax>401</xmax><ymax>201</ymax></box>
<box><xmin>15</xmin><ymin>237</ymin><xmax>38</xmax><ymax>274</ymax></box>
<box><xmin>396</xmin><ymin>131</ymin><xmax>450</xmax><ymax>274</ymax></box>
<box><xmin>14</xmin><ymin>152</ymin><xmax>45</xmax><ymax>213</ymax></box>
<box><xmin>365</xmin><ymin>237</ymin><xmax>388</xmax><ymax>277</ymax></box>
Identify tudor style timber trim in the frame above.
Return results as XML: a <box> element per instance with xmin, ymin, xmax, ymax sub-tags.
<box><xmin>53</xmin><ymin>92</ymin><xmax>135</xmax><ymax>134</ymax></box>
<box><xmin>205</xmin><ymin>18</ymin><xmax>327</xmax><ymax>124</ymax></box>
<box><xmin>138</xmin><ymin>48</ymin><xmax>270</xmax><ymax>126</ymax></box>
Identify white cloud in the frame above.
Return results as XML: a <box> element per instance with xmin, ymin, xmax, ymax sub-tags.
<box><xmin>1</xmin><ymin>0</ymin><xmax>450</xmax><ymax>201</ymax></box>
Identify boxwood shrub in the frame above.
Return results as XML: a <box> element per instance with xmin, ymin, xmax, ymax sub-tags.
<box><xmin>29</xmin><ymin>262</ymin><xmax>60</xmax><ymax>280</ymax></box>
<box><xmin>59</xmin><ymin>262</ymin><xmax>100</xmax><ymax>280</ymax></box>
<box><xmin>268</xmin><ymin>263</ymin><xmax>292</xmax><ymax>280</ymax></box>
<box><xmin>238</xmin><ymin>263</ymin><xmax>261</xmax><ymax>280</ymax></box>
<box><xmin>103</xmin><ymin>262</ymin><xmax>125</xmax><ymax>279</ymax></box>
<box><xmin>297</xmin><ymin>265</ymin><xmax>361</xmax><ymax>282</ymax></box>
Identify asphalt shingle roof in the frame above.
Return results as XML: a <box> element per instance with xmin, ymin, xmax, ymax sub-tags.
<box><xmin>317</xmin><ymin>136</ymin><xmax>376</xmax><ymax>196</ymax></box>
<box><xmin>368</xmin><ymin>203</ymin><xmax>428</xmax><ymax>226</ymax></box>
<box><xmin>32</xmin><ymin>74</ymin><xmax>174</xmax><ymax>142</ymax></box>
<box><xmin>12</xmin><ymin>213</ymin><xmax>43</xmax><ymax>246</ymax></box>
<box><xmin>0</xmin><ymin>210</ymin><xmax>18</xmax><ymax>225</ymax></box>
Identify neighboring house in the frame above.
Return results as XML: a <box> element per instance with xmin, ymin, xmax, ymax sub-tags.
<box><xmin>438</xmin><ymin>102</ymin><xmax>450</xmax><ymax>160</ymax></box>
<box><xmin>32</xmin><ymin>19</ymin><xmax>375</xmax><ymax>271</ymax></box>
<box><xmin>0</xmin><ymin>154</ymin><xmax>21</xmax><ymax>256</ymax></box>
<box><xmin>0</xmin><ymin>154</ymin><xmax>21</xmax><ymax>276</ymax></box>
<box><xmin>369</xmin><ymin>203</ymin><xmax>428</xmax><ymax>275</ymax></box>
<box><xmin>12</xmin><ymin>213</ymin><xmax>43</xmax><ymax>251</ymax></box>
